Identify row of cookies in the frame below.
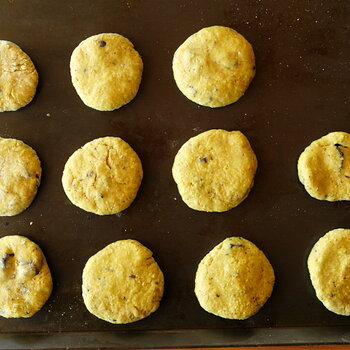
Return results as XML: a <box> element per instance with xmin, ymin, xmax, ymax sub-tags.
<box><xmin>1</xmin><ymin>228</ymin><xmax>348</xmax><ymax>322</ymax></box>
<box><xmin>0</xmin><ymin>129</ymin><xmax>349</xmax><ymax>217</ymax></box>
<box><xmin>0</xmin><ymin>26</ymin><xmax>255</xmax><ymax>113</ymax></box>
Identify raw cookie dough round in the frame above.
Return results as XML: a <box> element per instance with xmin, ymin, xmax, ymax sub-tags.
<box><xmin>172</xmin><ymin>26</ymin><xmax>255</xmax><ymax>108</ymax></box>
<box><xmin>298</xmin><ymin>132</ymin><xmax>350</xmax><ymax>201</ymax></box>
<box><xmin>62</xmin><ymin>136</ymin><xmax>143</xmax><ymax>215</ymax></box>
<box><xmin>308</xmin><ymin>228</ymin><xmax>350</xmax><ymax>315</ymax></box>
<box><xmin>195</xmin><ymin>237</ymin><xmax>275</xmax><ymax>320</ymax></box>
<box><xmin>0</xmin><ymin>40</ymin><xmax>38</xmax><ymax>112</ymax></box>
<box><xmin>0</xmin><ymin>235</ymin><xmax>52</xmax><ymax>318</ymax></box>
<box><xmin>0</xmin><ymin>137</ymin><xmax>41</xmax><ymax>216</ymax></box>
<box><xmin>70</xmin><ymin>33</ymin><xmax>143</xmax><ymax>111</ymax></box>
<box><xmin>172</xmin><ymin>129</ymin><xmax>257</xmax><ymax>212</ymax></box>
<box><xmin>82</xmin><ymin>239</ymin><xmax>164</xmax><ymax>324</ymax></box>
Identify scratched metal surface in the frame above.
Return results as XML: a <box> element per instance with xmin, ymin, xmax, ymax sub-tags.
<box><xmin>0</xmin><ymin>0</ymin><xmax>349</xmax><ymax>345</ymax></box>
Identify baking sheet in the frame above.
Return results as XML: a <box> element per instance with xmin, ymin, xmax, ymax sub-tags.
<box><xmin>0</xmin><ymin>0</ymin><xmax>350</xmax><ymax>347</ymax></box>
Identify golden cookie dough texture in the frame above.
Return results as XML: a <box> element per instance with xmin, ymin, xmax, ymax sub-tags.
<box><xmin>0</xmin><ymin>235</ymin><xmax>52</xmax><ymax>318</ymax></box>
<box><xmin>195</xmin><ymin>237</ymin><xmax>275</xmax><ymax>320</ymax></box>
<box><xmin>62</xmin><ymin>136</ymin><xmax>143</xmax><ymax>215</ymax></box>
<box><xmin>172</xmin><ymin>129</ymin><xmax>257</xmax><ymax>212</ymax></box>
<box><xmin>172</xmin><ymin>26</ymin><xmax>255</xmax><ymax>108</ymax></box>
<box><xmin>0</xmin><ymin>40</ymin><xmax>38</xmax><ymax>112</ymax></box>
<box><xmin>70</xmin><ymin>33</ymin><xmax>143</xmax><ymax>111</ymax></box>
<box><xmin>308</xmin><ymin>228</ymin><xmax>350</xmax><ymax>315</ymax></box>
<box><xmin>82</xmin><ymin>239</ymin><xmax>164</xmax><ymax>324</ymax></box>
<box><xmin>298</xmin><ymin>132</ymin><xmax>350</xmax><ymax>201</ymax></box>
<box><xmin>0</xmin><ymin>137</ymin><xmax>41</xmax><ymax>216</ymax></box>
<box><xmin>195</xmin><ymin>237</ymin><xmax>274</xmax><ymax>320</ymax></box>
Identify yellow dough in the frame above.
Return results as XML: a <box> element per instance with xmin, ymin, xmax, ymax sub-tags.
<box><xmin>308</xmin><ymin>228</ymin><xmax>350</xmax><ymax>315</ymax></box>
<box><xmin>0</xmin><ymin>235</ymin><xmax>52</xmax><ymax>318</ymax></box>
<box><xmin>70</xmin><ymin>33</ymin><xmax>143</xmax><ymax>111</ymax></box>
<box><xmin>0</xmin><ymin>137</ymin><xmax>41</xmax><ymax>216</ymax></box>
<box><xmin>298</xmin><ymin>132</ymin><xmax>350</xmax><ymax>201</ymax></box>
<box><xmin>62</xmin><ymin>136</ymin><xmax>143</xmax><ymax>215</ymax></box>
<box><xmin>0</xmin><ymin>40</ymin><xmax>38</xmax><ymax>112</ymax></box>
<box><xmin>172</xmin><ymin>26</ymin><xmax>255</xmax><ymax>108</ymax></box>
<box><xmin>82</xmin><ymin>239</ymin><xmax>164</xmax><ymax>324</ymax></box>
<box><xmin>195</xmin><ymin>237</ymin><xmax>275</xmax><ymax>320</ymax></box>
<box><xmin>172</xmin><ymin>129</ymin><xmax>257</xmax><ymax>212</ymax></box>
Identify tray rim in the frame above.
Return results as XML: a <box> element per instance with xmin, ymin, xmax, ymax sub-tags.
<box><xmin>2</xmin><ymin>326</ymin><xmax>350</xmax><ymax>349</ymax></box>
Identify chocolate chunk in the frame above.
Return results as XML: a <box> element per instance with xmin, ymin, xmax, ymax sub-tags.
<box><xmin>199</xmin><ymin>156</ymin><xmax>207</xmax><ymax>163</ymax></box>
<box><xmin>334</xmin><ymin>144</ymin><xmax>349</xmax><ymax>173</ymax></box>
<box><xmin>230</xmin><ymin>243</ymin><xmax>244</xmax><ymax>248</ymax></box>
<box><xmin>33</xmin><ymin>265</ymin><xmax>40</xmax><ymax>275</ymax></box>
<box><xmin>129</xmin><ymin>274</ymin><xmax>136</xmax><ymax>279</ymax></box>
<box><xmin>335</xmin><ymin>144</ymin><xmax>345</xmax><ymax>158</ymax></box>
<box><xmin>1</xmin><ymin>253</ymin><xmax>14</xmax><ymax>267</ymax></box>
<box><xmin>99</xmin><ymin>40</ymin><xmax>106</xmax><ymax>47</ymax></box>
<box><xmin>216</xmin><ymin>294</ymin><xmax>220</xmax><ymax>297</ymax></box>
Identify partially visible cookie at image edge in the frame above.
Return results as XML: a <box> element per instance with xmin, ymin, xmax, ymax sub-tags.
<box><xmin>298</xmin><ymin>131</ymin><xmax>350</xmax><ymax>201</ymax></box>
<box><xmin>308</xmin><ymin>228</ymin><xmax>350</xmax><ymax>316</ymax></box>
<box><xmin>0</xmin><ymin>40</ymin><xmax>38</xmax><ymax>112</ymax></box>
<box><xmin>0</xmin><ymin>137</ymin><xmax>41</xmax><ymax>216</ymax></box>
<box><xmin>0</xmin><ymin>235</ymin><xmax>52</xmax><ymax>318</ymax></box>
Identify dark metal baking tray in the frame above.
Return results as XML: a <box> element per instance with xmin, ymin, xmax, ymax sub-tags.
<box><xmin>0</xmin><ymin>0</ymin><xmax>350</xmax><ymax>348</ymax></box>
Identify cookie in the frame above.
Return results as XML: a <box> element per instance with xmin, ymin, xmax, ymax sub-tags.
<box><xmin>195</xmin><ymin>237</ymin><xmax>275</xmax><ymax>320</ymax></box>
<box><xmin>82</xmin><ymin>239</ymin><xmax>164</xmax><ymax>324</ymax></box>
<box><xmin>298</xmin><ymin>132</ymin><xmax>350</xmax><ymax>201</ymax></box>
<box><xmin>172</xmin><ymin>26</ymin><xmax>255</xmax><ymax>108</ymax></box>
<box><xmin>0</xmin><ymin>235</ymin><xmax>52</xmax><ymax>318</ymax></box>
<box><xmin>172</xmin><ymin>129</ymin><xmax>257</xmax><ymax>212</ymax></box>
<box><xmin>0</xmin><ymin>137</ymin><xmax>41</xmax><ymax>216</ymax></box>
<box><xmin>0</xmin><ymin>40</ymin><xmax>38</xmax><ymax>112</ymax></box>
<box><xmin>308</xmin><ymin>228</ymin><xmax>350</xmax><ymax>315</ymax></box>
<box><xmin>62</xmin><ymin>136</ymin><xmax>143</xmax><ymax>215</ymax></box>
<box><xmin>70</xmin><ymin>33</ymin><xmax>143</xmax><ymax>111</ymax></box>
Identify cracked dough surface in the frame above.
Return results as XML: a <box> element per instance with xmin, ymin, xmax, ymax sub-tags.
<box><xmin>0</xmin><ymin>40</ymin><xmax>38</xmax><ymax>112</ymax></box>
<box><xmin>308</xmin><ymin>228</ymin><xmax>350</xmax><ymax>315</ymax></box>
<box><xmin>82</xmin><ymin>239</ymin><xmax>164</xmax><ymax>324</ymax></box>
<box><xmin>172</xmin><ymin>26</ymin><xmax>255</xmax><ymax>108</ymax></box>
<box><xmin>298</xmin><ymin>132</ymin><xmax>350</xmax><ymax>201</ymax></box>
<box><xmin>0</xmin><ymin>235</ymin><xmax>52</xmax><ymax>318</ymax></box>
<box><xmin>0</xmin><ymin>137</ymin><xmax>41</xmax><ymax>216</ymax></box>
<box><xmin>172</xmin><ymin>129</ymin><xmax>257</xmax><ymax>212</ymax></box>
<box><xmin>62</xmin><ymin>136</ymin><xmax>143</xmax><ymax>215</ymax></box>
<box><xmin>70</xmin><ymin>33</ymin><xmax>143</xmax><ymax>111</ymax></box>
<box><xmin>195</xmin><ymin>237</ymin><xmax>274</xmax><ymax>320</ymax></box>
